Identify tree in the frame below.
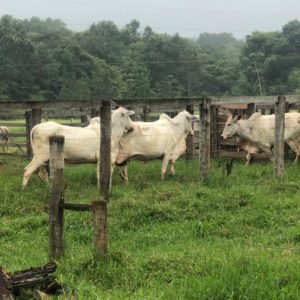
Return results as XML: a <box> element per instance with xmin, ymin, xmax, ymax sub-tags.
<box><xmin>0</xmin><ymin>15</ymin><xmax>39</xmax><ymax>100</ymax></box>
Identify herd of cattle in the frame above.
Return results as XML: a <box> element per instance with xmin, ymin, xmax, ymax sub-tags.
<box><xmin>1</xmin><ymin>106</ymin><xmax>300</xmax><ymax>188</ymax></box>
<box><xmin>21</xmin><ymin>107</ymin><xmax>197</xmax><ymax>188</ymax></box>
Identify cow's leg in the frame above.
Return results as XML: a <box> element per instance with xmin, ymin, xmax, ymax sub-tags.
<box><xmin>169</xmin><ymin>159</ymin><xmax>175</xmax><ymax>176</ymax></box>
<box><xmin>38</xmin><ymin>165</ymin><xmax>49</xmax><ymax>183</ymax></box>
<box><xmin>245</xmin><ymin>153</ymin><xmax>251</xmax><ymax>165</ymax></box>
<box><xmin>245</xmin><ymin>152</ymin><xmax>254</xmax><ymax>165</ymax></box>
<box><xmin>119</xmin><ymin>164</ymin><xmax>129</xmax><ymax>182</ymax></box>
<box><xmin>22</xmin><ymin>157</ymin><xmax>43</xmax><ymax>188</ymax></box>
<box><xmin>260</xmin><ymin>146</ymin><xmax>274</xmax><ymax>161</ymax></box>
<box><xmin>161</xmin><ymin>155</ymin><xmax>170</xmax><ymax>180</ymax></box>
<box><xmin>286</xmin><ymin>140</ymin><xmax>300</xmax><ymax>163</ymax></box>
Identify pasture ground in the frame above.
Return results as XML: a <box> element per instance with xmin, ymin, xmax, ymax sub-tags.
<box><xmin>1</xmin><ymin>157</ymin><xmax>300</xmax><ymax>299</ymax></box>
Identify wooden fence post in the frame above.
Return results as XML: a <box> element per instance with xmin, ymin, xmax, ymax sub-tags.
<box><xmin>32</xmin><ymin>108</ymin><xmax>42</xmax><ymax>126</ymax></box>
<box><xmin>49</xmin><ymin>135</ymin><xmax>65</xmax><ymax>259</ymax></box>
<box><xmin>199</xmin><ymin>98</ymin><xmax>211</xmax><ymax>180</ymax></box>
<box><xmin>246</xmin><ymin>103</ymin><xmax>256</xmax><ymax>116</ymax></box>
<box><xmin>99</xmin><ymin>100</ymin><xmax>112</xmax><ymax>197</ymax></box>
<box><xmin>274</xmin><ymin>96</ymin><xmax>286</xmax><ymax>178</ymax></box>
<box><xmin>210</xmin><ymin>105</ymin><xmax>219</xmax><ymax>158</ymax></box>
<box><xmin>80</xmin><ymin>107</ymin><xmax>88</xmax><ymax>126</ymax></box>
<box><xmin>186</xmin><ymin>104</ymin><xmax>194</xmax><ymax>160</ymax></box>
<box><xmin>25</xmin><ymin>109</ymin><xmax>42</xmax><ymax>157</ymax></box>
<box><xmin>143</xmin><ymin>105</ymin><xmax>150</xmax><ymax>122</ymax></box>
<box><xmin>92</xmin><ymin>200</ymin><xmax>108</xmax><ymax>255</ymax></box>
<box><xmin>91</xmin><ymin>107</ymin><xmax>98</xmax><ymax>118</ymax></box>
<box><xmin>25</xmin><ymin>111</ymin><xmax>33</xmax><ymax>156</ymax></box>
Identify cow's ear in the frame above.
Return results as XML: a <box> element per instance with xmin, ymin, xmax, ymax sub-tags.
<box><xmin>126</xmin><ymin>110</ymin><xmax>135</xmax><ymax>116</ymax></box>
<box><xmin>186</xmin><ymin>115</ymin><xmax>198</xmax><ymax>121</ymax></box>
<box><xmin>233</xmin><ymin>115</ymin><xmax>242</xmax><ymax>122</ymax></box>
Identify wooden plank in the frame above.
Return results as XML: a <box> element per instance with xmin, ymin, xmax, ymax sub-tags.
<box><xmin>6</xmin><ymin>133</ymin><xmax>26</xmax><ymax>137</ymax></box>
<box><xmin>0</xmin><ymin>123</ymin><xmax>25</xmax><ymax>127</ymax></box>
<box><xmin>219</xmin><ymin>151</ymin><xmax>269</xmax><ymax>159</ymax></box>
<box><xmin>63</xmin><ymin>203</ymin><xmax>92</xmax><ymax>211</ymax></box>
<box><xmin>220</xmin><ymin>103</ymin><xmax>248</xmax><ymax>110</ymax></box>
<box><xmin>1</xmin><ymin>95</ymin><xmax>300</xmax><ymax>111</ymax></box>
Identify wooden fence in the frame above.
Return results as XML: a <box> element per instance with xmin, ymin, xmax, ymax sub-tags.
<box><xmin>0</xmin><ymin>96</ymin><xmax>300</xmax><ymax>162</ymax></box>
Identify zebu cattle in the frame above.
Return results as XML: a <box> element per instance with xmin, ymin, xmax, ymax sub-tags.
<box><xmin>115</xmin><ymin>110</ymin><xmax>198</xmax><ymax>181</ymax></box>
<box><xmin>0</xmin><ymin>126</ymin><xmax>9</xmax><ymax>153</ymax></box>
<box><xmin>221</xmin><ymin>112</ymin><xmax>300</xmax><ymax>161</ymax></box>
<box><xmin>22</xmin><ymin>107</ymin><xmax>134</xmax><ymax>188</ymax></box>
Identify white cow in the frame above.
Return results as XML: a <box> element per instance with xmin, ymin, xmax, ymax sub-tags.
<box><xmin>0</xmin><ymin>126</ymin><xmax>9</xmax><ymax>153</ymax></box>
<box><xmin>221</xmin><ymin>112</ymin><xmax>300</xmax><ymax>161</ymax></box>
<box><xmin>115</xmin><ymin>110</ymin><xmax>197</xmax><ymax>181</ymax></box>
<box><xmin>22</xmin><ymin>107</ymin><xmax>134</xmax><ymax>188</ymax></box>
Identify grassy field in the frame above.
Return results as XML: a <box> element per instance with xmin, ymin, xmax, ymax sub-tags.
<box><xmin>1</xmin><ymin>157</ymin><xmax>300</xmax><ymax>299</ymax></box>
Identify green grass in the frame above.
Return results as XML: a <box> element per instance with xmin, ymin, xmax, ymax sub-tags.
<box><xmin>1</xmin><ymin>157</ymin><xmax>300</xmax><ymax>299</ymax></box>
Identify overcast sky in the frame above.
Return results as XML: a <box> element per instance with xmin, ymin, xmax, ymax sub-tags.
<box><xmin>1</xmin><ymin>0</ymin><xmax>300</xmax><ymax>39</ymax></box>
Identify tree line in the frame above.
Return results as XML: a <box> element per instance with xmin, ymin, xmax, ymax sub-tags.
<box><xmin>0</xmin><ymin>15</ymin><xmax>300</xmax><ymax>101</ymax></box>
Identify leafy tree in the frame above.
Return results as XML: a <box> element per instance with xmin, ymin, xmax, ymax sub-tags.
<box><xmin>0</xmin><ymin>15</ymin><xmax>39</xmax><ymax>100</ymax></box>
<box><xmin>77</xmin><ymin>21</ymin><xmax>125</xmax><ymax>63</ymax></box>
<box><xmin>118</xmin><ymin>42</ymin><xmax>152</xmax><ymax>98</ymax></box>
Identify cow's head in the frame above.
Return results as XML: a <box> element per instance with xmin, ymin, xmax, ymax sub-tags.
<box><xmin>176</xmin><ymin>110</ymin><xmax>198</xmax><ymax>136</ymax></box>
<box><xmin>112</xmin><ymin>107</ymin><xmax>135</xmax><ymax>135</ymax></box>
<box><xmin>221</xmin><ymin>115</ymin><xmax>241</xmax><ymax>139</ymax></box>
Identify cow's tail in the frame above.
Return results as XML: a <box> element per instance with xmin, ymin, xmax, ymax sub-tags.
<box><xmin>298</xmin><ymin>116</ymin><xmax>300</xmax><ymax>123</ymax></box>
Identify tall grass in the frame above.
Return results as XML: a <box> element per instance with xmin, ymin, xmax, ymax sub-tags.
<box><xmin>1</xmin><ymin>157</ymin><xmax>300</xmax><ymax>299</ymax></box>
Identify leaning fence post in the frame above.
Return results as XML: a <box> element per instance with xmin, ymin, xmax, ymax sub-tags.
<box><xmin>92</xmin><ymin>200</ymin><xmax>108</xmax><ymax>255</ymax></box>
<box><xmin>274</xmin><ymin>96</ymin><xmax>286</xmax><ymax>178</ymax></box>
<box><xmin>186</xmin><ymin>104</ymin><xmax>194</xmax><ymax>160</ymax></box>
<box><xmin>199</xmin><ymin>98</ymin><xmax>211</xmax><ymax>180</ymax></box>
<box><xmin>49</xmin><ymin>135</ymin><xmax>65</xmax><ymax>259</ymax></box>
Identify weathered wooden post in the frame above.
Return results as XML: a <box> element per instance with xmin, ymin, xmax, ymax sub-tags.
<box><xmin>49</xmin><ymin>135</ymin><xmax>65</xmax><ymax>259</ymax></box>
<box><xmin>210</xmin><ymin>105</ymin><xmax>219</xmax><ymax>158</ymax></box>
<box><xmin>274</xmin><ymin>96</ymin><xmax>286</xmax><ymax>178</ymax></box>
<box><xmin>95</xmin><ymin>100</ymin><xmax>112</xmax><ymax>255</ymax></box>
<box><xmin>25</xmin><ymin>111</ymin><xmax>33</xmax><ymax>156</ymax></box>
<box><xmin>99</xmin><ymin>100</ymin><xmax>112</xmax><ymax>197</ymax></box>
<box><xmin>25</xmin><ymin>108</ymin><xmax>42</xmax><ymax>157</ymax></box>
<box><xmin>186</xmin><ymin>104</ymin><xmax>194</xmax><ymax>160</ymax></box>
<box><xmin>143</xmin><ymin>105</ymin><xmax>150</xmax><ymax>122</ymax></box>
<box><xmin>92</xmin><ymin>200</ymin><xmax>108</xmax><ymax>255</ymax></box>
<box><xmin>32</xmin><ymin>108</ymin><xmax>42</xmax><ymax>126</ymax></box>
<box><xmin>246</xmin><ymin>103</ymin><xmax>256</xmax><ymax>116</ymax></box>
<box><xmin>91</xmin><ymin>107</ymin><xmax>98</xmax><ymax>118</ymax></box>
<box><xmin>199</xmin><ymin>98</ymin><xmax>211</xmax><ymax>180</ymax></box>
<box><xmin>80</xmin><ymin>107</ymin><xmax>88</xmax><ymax>125</ymax></box>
